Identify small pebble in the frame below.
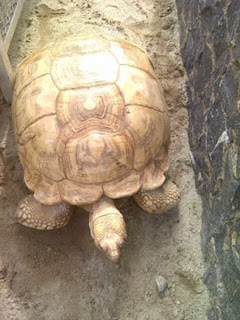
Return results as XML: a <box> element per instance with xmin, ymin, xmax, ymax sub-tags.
<box><xmin>155</xmin><ymin>276</ymin><xmax>168</xmax><ymax>295</ymax></box>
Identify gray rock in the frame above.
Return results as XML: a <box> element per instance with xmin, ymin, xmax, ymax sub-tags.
<box><xmin>176</xmin><ymin>0</ymin><xmax>240</xmax><ymax>318</ymax></box>
<box><xmin>155</xmin><ymin>276</ymin><xmax>168</xmax><ymax>295</ymax></box>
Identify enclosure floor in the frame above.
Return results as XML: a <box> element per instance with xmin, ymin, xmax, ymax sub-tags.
<box><xmin>0</xmin><ymin>0</ymin><xmax>209</xmax><ymax>319</ymax></box>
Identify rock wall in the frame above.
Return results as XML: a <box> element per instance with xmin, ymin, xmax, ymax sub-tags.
<box><xmin>176</xmin><ymin>0</ymin><xmax>240</xmax><ymax>319</ymax></box>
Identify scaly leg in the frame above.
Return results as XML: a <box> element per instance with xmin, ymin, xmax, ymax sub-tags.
<box><xmin>16</xmin><ymin>195</ymin><xmax>73</xmax><ymax>230</ymax></box>
<box><xmin>133</xmin><ymin>181</ymin><xmax>180</xmax><ymax>214</ymax></box>
<box><xmin>89</xmin><ymin>196</ymin><xmax>127</xmax><ymax>262</ymax></box>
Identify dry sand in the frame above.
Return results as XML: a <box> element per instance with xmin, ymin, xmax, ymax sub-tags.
<box><xmin>0</xmin><ymin>0</ymin><xmax>209</xmax><ymax>319</ymax></box>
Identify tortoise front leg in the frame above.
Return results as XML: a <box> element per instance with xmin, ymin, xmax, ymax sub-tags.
<box><xmin>89</xmin><ymin>196</ymin><xmax>127</xmax><ymax>262</ymax></box>
<box><xmin>16</xmin><ymin>195</ymin><xmax>73</xmax><ymax>230</ymax></box>
<box><xmin>133</xmin><ymin>181</ymin><xmax>180</xmax><ymax>214</ymax></box>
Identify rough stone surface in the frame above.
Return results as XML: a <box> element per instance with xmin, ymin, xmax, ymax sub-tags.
<box><xmin>176</xmin><ymin>1</ymin><xmax>240</xmax><ymax>319</ymax></box>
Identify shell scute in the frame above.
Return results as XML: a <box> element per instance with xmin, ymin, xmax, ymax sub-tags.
<box><xmin>15</xmin><ymin>50</ymin><xmax>52</xmax><ymax>96</ymax></box>
<box><xmin>21</xmin><ymin>116</ymin><xmax>64</xmax><ymax>182</ymax></box>
<box><xmin>52</xmin><ymin>35</ymin><xmax>109</xmax><ymax>56</ymax></box>
<box><xmin>103</xmin><ymin>170</ymin><xmax>142</xmax><ymax>199</ymax></box>
<box><xmin>56</xmin><ymin>84</ymin><xmax>124</xmax><ymax>130</ymax></box>
<box><xmin>51</xmin><ymin>51</ymin><xmax>119</xmax><ymax>90</ymax></box>
<box><xmin>58</xmin><ymin>180</ymin><xmax>103</xmax><ymax>205</ymax></box>
<box><xmin>61</xmin><ymin>131</ymin><xmax>133</xmax><ymax>184</ymax></box>
<box><xmin>125</xmin><ymin>105</ymin><xmax>165</xmax><ymax>170</ymax></box>
<box><xmin>142</xmin><ymin>161</ymin><xmax>166</xmax><ymax>190</ymax></box>
<box><xmin>34</xmin><ymin>177</ymin><xmax>62</xmax><ymax>205</ymax></box>
<box><xmin>117</xmin><ymin>65</ymin><xmax>166</xmax><ymax>112</ymax></box>
<box><xmin>110</xmin><ymin>40</ymin><xmax>155</xmax><ymax>77</ymax></box>
<box><xmin>14</xmin><ymin>74</ymin><xmax>58</xmax><ymax>137</ymax></box>
<box><xmin>24</xmin><ymin>167</ymin><xmax>42</xmax><ymax>192</ymax></box>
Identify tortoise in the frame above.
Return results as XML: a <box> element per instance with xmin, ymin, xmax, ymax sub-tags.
<box><xmin>12</xmin><ymin>34</ymin><xmax>180</xmax><ymax>261</ymax></box>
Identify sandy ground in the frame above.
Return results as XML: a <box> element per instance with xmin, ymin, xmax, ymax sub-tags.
<box><xmin>0</xmin><ymin>0</ymin><xmax>209</xmax><ymax>319</ymax></box>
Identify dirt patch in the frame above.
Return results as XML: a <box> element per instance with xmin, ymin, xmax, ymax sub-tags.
<box><xmin>0</xmin><ymin>0</ymin><xmax>209</xmax><ymax>319</ymax></box>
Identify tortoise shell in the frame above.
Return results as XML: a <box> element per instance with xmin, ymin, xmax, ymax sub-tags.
<box><xmin>12</xmin><ymin>34</ymin><xmax>170</xmax><ymax>206</ymax></box>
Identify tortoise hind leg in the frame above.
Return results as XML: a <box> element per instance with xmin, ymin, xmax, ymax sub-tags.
<box><xmin>133</xmin><ymin>181</ymin><xmax>180</xmax><ymax>214</ymax></box>
<box><xmin>16</xmin><ymin>195</ymin><xmax>73</xmax><ymax>230</ymax></box>
<box><xmin>89</xmin><ymin>196</ymin><xmax>127</xmax><ymax>262</ymax></box>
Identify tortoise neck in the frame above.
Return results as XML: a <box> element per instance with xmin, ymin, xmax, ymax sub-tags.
<box><xmin>92</xmin><ymin>196</ymin><xmax>119</xmax><ymax>220</ymax></box>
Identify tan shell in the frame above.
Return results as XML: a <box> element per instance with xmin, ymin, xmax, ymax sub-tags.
<box><xmin>12</xmin><ymin>34</ymin><xmax>170</xmax><ymax>206</ymax></box>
